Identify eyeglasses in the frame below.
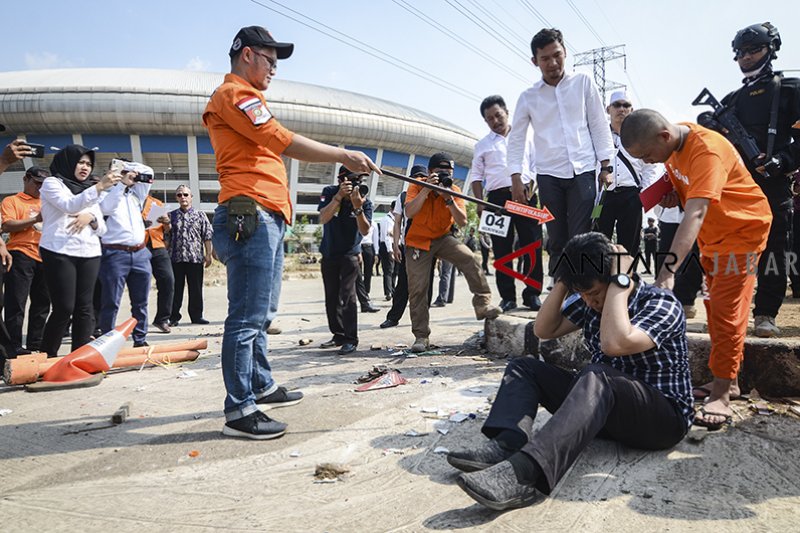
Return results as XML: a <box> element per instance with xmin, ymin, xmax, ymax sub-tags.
<box><xmin>611</xmin><ymin>102</ymin><xmax>632</xmax><ymax>109</ymax></box>
<box><xmin>735</xmin><ymin>45</ymin><xmax>767</xmax><ymax>59</ymax></box>
<box><xmin>176</xmin><ymin>193</ymin><xmax>190</xmax><ymax>198</ymax></box>
<box><xmin>252</xmin><ymin>50</ymin><xmax>277</xmax><ymax>71</ymax></box>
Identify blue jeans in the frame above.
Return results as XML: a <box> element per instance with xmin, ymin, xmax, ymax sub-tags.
<box><xmin>213</xmin><ymin>205</ymin><xmax>285</xmax><ymax>421</ymax></box>
<box><xmin>99</xmin><ymin>247</ymin><xmax>152</xmax><ymax>344</ymax></box>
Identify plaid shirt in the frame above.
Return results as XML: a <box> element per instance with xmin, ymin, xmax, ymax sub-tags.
<box><xmin>167</xmin><ymin>207</ymin><xmax>213</xmax><ymax>264</ymax></box>
<box><xmin>562</xmin><ymin>281</ymin><xmax>694</xmax><ymax>427</ymax></box>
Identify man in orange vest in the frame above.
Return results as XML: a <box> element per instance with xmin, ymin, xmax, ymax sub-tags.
<box><xmin>143</xmin><ymin>195</ymin><xmax>174</xmax><ymax>334</ymax></box>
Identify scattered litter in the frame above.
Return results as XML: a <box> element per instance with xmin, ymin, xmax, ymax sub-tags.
<box><xmin>471</xmin><ymin>356</ymin><xmax>490</xmax><ymax>362</ymax></box>
<box><xmin>395</xmin><ymin>343</ymin><xmax>409</xmax><ymax>349</ymax></box>
<box><xmin>789</xmin><ymin>406</ymin><xmax>800</xmax><ymax>418</ymax></box>
<box><xmin>383</xmin><ymin>448</ymin><xmax>405</xmax><ymax>455</ymax></box>
<box><xmin>300</xmin><ymin>318</ymin><xmax>311</xmax><ymax>322</ymax></box>
<box><xmin>370</xmin><ymin>343</ymin><xmax>383</xmax><ymax>350</ymax></box>
<box><xmin>420</xmin><ymin>379</ymin><xmax>431</xmax><ymax>384</ymax></box>
<box><xmin>437</xmin><ymin>428</ymin><xmax>449</xmax><ymax>435</ymax></box>
<box><xmin>135</xmin><ymin>386</ymin><xmax>147</xmax><ymax>392</ymax></box>
<box><xmin>290</xmin><ymin>451</ymin><xmax>301</xmax><ymax>458</ymax></box>
<box><xmin>112</xmin><ymin>402</ymin><xmax>132</xmax><ymax>424</ymax></box>
<box><xmin>421</xmin><ymin>407</ymin><xmax>439</xmax><ymax>414</ymax></box>
<box><xmin>750</xmin><ymin>401</ymin><xmax>776</xmax><ymax>415</ymax></box>
<box><xmin>449</xmin><ymin>412</ymin><xmax>471</xmax><ymax>423</ymax></box>
<box><xmin>314</xmin><ymin>463</ymin><xmax>349</xmax><ymax>482</ymax></box>
<box><xmin>298</xmin><ymin>339</ymin><xmax>313</xmax><ymax>346</ymax></box>
<box><xmin>408</xmin><ymin>350</ymin><xmax>444</xmax><ymax>356</ymax></box>
<box><xmin>467</xmin><ymin>387</ymin><xmax>483</xmax><ymax>393</ymax></box>
<box><xmin>355</xmin><ymin>370</ymin><xmax>407</xmax><ymax>392</ymax></box>
<box><xmin>686</xmin><ymin>428</ymin><xmax>708</xmax><ymax>443</ymax></box>
<box><xmin>433</xmin><ymin>446</ymin><xmax>450</xmax><ymax>454</ymax></box>
<box><xmin>432</xmin><ymin>370</ymin><xmax>440</xmax><ymax>376</ymax></box>
<box><xmin>188</xmin><ymin>450</ymin><xmax>201</xmax><ymax>458</ymax></box>
<box><xmin>642</xmin><ymin>489</ymin><xmax>654</xmax><ymax>499</ymax></box>
<box><xmin>176</xmin><ymin>369</ymin><xmax>197</xmax><ymax>379</ymax></box>
<box><xmin>404</xmin><ymin>429</ymin><xmax>427</xmax><ymax>437</ymax></box>
<box><xmin>356</xmin><ymin>365</ymin><xmax>390</xmax><ymax>383</ymax></box>
<box><xmin>0</xmin><ymin>409</ymin><xmax>12</xmax><ymax>417</ymax></box>
<box><xmin>390</xmin><ymin>350</ymin><xmax>406</xmax><ymax>356</ymax></box>
<box><xmin>455</xmin><ymin>349</ymin><xmax>466</xmax><ymax>356</ymax></box>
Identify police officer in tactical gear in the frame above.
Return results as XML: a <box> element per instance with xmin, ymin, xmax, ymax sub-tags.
<box><xmin>718</xmin><ymin>22</ymin><xmax>800</xmax><ymax>338</ymax></box>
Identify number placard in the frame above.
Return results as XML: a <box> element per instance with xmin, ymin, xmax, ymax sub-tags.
<box><xmin>479</xmin><ymin>210</ymin><xmax>511</xmax><ymax>237</ymax></box>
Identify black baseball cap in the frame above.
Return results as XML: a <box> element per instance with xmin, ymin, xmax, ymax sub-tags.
<box><xmin>428</xmin><ymin>152</ymin><xmax>455</xmax><ymax>170</ymax></box>
<box><xmin>338</xmin><ymin>166</ymin><xmax>368</xmax><ymax>179</ymax></box>
<box><xmin>410</xmin><ymin>165</ymin><xmax>427</xmax><ymax>177</ymax></box>
<box><xmin>229</xmin><ymin>26</ymin><xmax>294</xmax><ymax>59</ymax></box>
<box><xmin>25</xmin><ymin>165</ymin><xmax>49</xmax><ymax>182</ymax></box>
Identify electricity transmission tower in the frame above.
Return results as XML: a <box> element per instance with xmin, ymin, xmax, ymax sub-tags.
<box><xmin>573</xmin><ymin>45</ymin><xmax>626</xmax><ymax>102</ymax></box>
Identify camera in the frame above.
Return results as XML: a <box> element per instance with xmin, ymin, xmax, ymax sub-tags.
<box><xmin>346</xmin><ymin>176</ymin><xmax>369</xmax><ymax>196</ymax></box>
<box><xmin>110</xmin><ymin>159</ymin><xmax>154</xmax><ymax>183</ymax></box>
<box><xmin>24</xmin><ymin>143</ymin><xmax>46</xmax><ymax>158</ymax></box>
<box><xmin>436</xmin><ymin>171</ymin><xmax>453</xmax><ymax>189</ymax></box>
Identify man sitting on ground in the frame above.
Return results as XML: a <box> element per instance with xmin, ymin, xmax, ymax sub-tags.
<box><xmin>449</xmin><ymin>232</ymin><xmax>693</xmax><ymax>511</ymax></box>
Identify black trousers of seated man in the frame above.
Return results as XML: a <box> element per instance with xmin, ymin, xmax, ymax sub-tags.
<box><xmin>321</xmin><ymin>254</ymin><xmax>360</xmax><ymax>345</ymax></box>
<box><xmin>486</xmin><ymin>188</ymin><xmax>543</xmax><ymax>305</ymax></box>
<box><xmin>482</xmin><ymin>358</ymin><xmax>687</xmax><ymax>495</ymax></box>
<box><xmin>596</xmin><ymin>186</ymin><xmax>643</xmax><ymax>256</ymax></box>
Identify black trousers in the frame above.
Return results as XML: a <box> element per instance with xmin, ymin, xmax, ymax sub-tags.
<box><xmin>480</xmin><ymin>243</ymin><xmax>491</xmax><ymax>273</ymax></box>
<box><xmin>150</xmin><ymin>248</ymin><xmax>175</xmax><ymax>325</ymax></box>
<box><xmin>644</xmin><ymin>242</ymin><xmax>657</xmax><ymax>272</ymax></box>
<box><xmin>40</xmin><ymin>249</ymin><xmax>101</xmax><ymax>356</ymax></box>
<box><xmin>753</xmin><ymin>197</ymin><xmax>792</xmax><ymax>317</ymax></box>
<box><xmin>385</xmin><ymin>247</ymin><xmax>435</xmax><ymax>323</ymax></box>
<box><xmin>361</xmin><ymin>243</ymin><xmax>376</xmax><ymax>294</ymax></box>
<box><xmin>321</xmin><ymin>254</ymin><xmax>359</xmax><ymax>344</ymax></box>
<box><xmin>483</xmin><ymin>358</ymin><xmax>687</xmax><ymax>495</ymax></box>
<box><xmin>596</xmin><ymin>187</ymin><xmax>643</xmax><ymax>255</ymax></box>
<box><xmin>171</xmin><ymin>262</ymin><xmax>204</xmax><ymax>323</ymax></box>
<box><xmin>791</xmin><ymin>208</ymin><xmax>800</xmax><ymax>295</ymax></box>
<box><xmin>3</xmin><ymin>251</ymin><xmax>50</xmax><ymax>354</ymax></box>
<box><xmin>658</xmin><ymin>222</ymin><xmax>704</xmax><ymax>306</ymax></box>
<box><xmin>378</xmin><ymin>243</ymin><xmax>396</xmax><ymax>298</ymax></box>
<box><xmin>538</xmin><ymin>172</ymin><xmax>596</xmax><ymax>276</ymax></box>
<box><xmin>486</xmin><ymin>188</ymin><xmax>543</xmax><ymax>304</ymax></box>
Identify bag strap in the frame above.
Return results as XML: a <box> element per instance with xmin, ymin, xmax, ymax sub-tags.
<box><xmin>616</xmin><ymin>150</ymin><xmax>641</xmax><ymax>188</ymax></box>
<box><xmin>766</xmin><ymin>73</ymin><xmax>783</xmax><ymax>160</ymax></box>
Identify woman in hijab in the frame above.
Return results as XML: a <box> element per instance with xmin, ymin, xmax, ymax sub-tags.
<box><xmin>39</xmin><ymin>145</ymin><xmax>121</xmax><ymax>356</ymax></box>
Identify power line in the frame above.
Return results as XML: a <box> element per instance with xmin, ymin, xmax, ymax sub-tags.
<box><xmin>465</xmin><ymin>0</ymin><xmax>528</xmax><ymax>45</ymax></box>
<box><xmin>248</xmin><ymin>0</ymin><xmax>482</xmax><ymax>101</ymax></box>
<box><xmin>392</xmin><ymin>0</ymin><xmax>529</xmax><ymax>84</ymax></box>
<box><xmin>444</xmin><ymin>0</ymin><xmax>531</xmax><ymax>64</ymax></box>
<box><xmin>517</xmin><ymin>0</ymin><xmax>577</xmax><ymax>53</ymax></box>
<box><xmin>565</xmin><ymin>0</ymin><xmax>606</xmax><ymax>46</ymax></box>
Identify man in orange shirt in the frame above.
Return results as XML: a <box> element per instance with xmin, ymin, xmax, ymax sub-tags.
<box><xmin>621</xmin><ymin>109</ymin><xmax>771</xmax><ymax>429</ymax></box>
<box><xmin>143</xmin><ymin>195</ymin><xmax>174</xmax><ymax>334</ymax></box>
<box><xmin>405</xmin><ymin>152</ymin><xmax>500</xmax><ymax>353</ymax></box>
<box><xmin>203</xmin><ymin>26</ymin><xmax>378</xmax><ymax>440</ymax></box>
<box><xmin>1</xmin><ymin>166</ymin><xmax>50</xmax><ymax>356</ymax></box>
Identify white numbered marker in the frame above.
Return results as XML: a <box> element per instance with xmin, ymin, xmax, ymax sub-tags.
<box><xmin>479</xmin><ymin>210</ymin><xmax>511</xmax><ymax>237</ymax></box>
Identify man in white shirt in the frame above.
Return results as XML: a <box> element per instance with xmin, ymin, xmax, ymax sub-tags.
<box><xmin>360</xmin><ymin>218</ymin><xmax>379</xmax><ymax>294</ymax></box>
<box><xmin>507</xmin><ymin>28</ymin><xmax>615</xmax><ymax>277</ymax></box>
<box><xmin>378</xmin><ymin>207</ymin><xmax>396</xmax><ymax>300</ymax></box>
<box><xmin>596</xmin><ymin>90</ymin><xmax>663</xmax><ymax>255</ymax></box>
<box><xmin>98</xmin><ymin>161</ymin><xmax>154</xmax><ymax>348</ymax></box>
<box><xmin>471</xmin><ymin>95</ymin><xmax>542</xmax><ymax>312</ymax></box>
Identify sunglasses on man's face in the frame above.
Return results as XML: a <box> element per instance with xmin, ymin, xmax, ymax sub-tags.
<box><xmin>176</xmin><ymin>193</ymin><xmax>190</xmax><ymax>198</ymax></box>
<box><xmin>611</xmin><ymin>102</ymin><xmax>632</xmax><ymax>109</ymax></box>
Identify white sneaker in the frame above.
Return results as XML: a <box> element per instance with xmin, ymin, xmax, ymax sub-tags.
<box><xmin>754</xmin><ymin>315</ymin><xmax>780</xmax><ymax>338</ymax></box>
<box><xmin>683</xmin><ymin>305</ymin><xmax>697</xmax><ymax>319</ymax></box>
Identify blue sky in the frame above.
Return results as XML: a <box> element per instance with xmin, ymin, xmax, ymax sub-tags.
<box><xmin>3</xmin><ymin>0</ymin><xmax>798</xmax><ymax>137</ymax></box>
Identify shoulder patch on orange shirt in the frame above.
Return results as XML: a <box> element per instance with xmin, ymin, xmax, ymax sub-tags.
<box><xmin>236</xmin><ymin>96</ymin><xmax>272</xmax><ymax>125</ymax></box>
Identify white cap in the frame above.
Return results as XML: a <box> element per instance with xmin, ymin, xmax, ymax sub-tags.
<box><xmin>608</xmin><ymin>90</ymin><xmax>631</xmax><ymax>106</ymax></box>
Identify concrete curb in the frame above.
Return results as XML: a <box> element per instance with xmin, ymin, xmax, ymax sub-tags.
<box><xmin>485</xmin><ymin>316</ymin><xmax>800</xmax><ymax>396</ymax></box>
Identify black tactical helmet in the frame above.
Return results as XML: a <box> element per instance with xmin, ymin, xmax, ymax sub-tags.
<box><xmin>732</xmin><ymin>22</ymin><xmax>781</xmax><ymax>60</ymax></box>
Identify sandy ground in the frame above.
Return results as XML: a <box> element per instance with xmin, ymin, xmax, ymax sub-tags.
<box><xmin>1</xmin><ymin>271</ymin><xmax>800</xmax><ymax>532</ymax></box>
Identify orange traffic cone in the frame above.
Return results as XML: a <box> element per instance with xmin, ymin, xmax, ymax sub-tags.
<box><xmin>31</xmin><ymin>318</ymin><xmax>137</xmax><ymax>390</ymax></box>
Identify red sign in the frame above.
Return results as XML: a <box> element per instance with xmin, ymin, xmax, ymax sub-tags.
<box><xmin>503</xmin><ymin>201</ymin><xmax>554</xmax><ymax>224</ymax></box>
<box><xmin>639</xmin><ymin>172</ymin><xmax>674</xmax><ymax>211</ymax></box>
<box><xmin>493</xmin><ymin>240</ymin><xmax>543</xmax><ymax>290</ymax></box>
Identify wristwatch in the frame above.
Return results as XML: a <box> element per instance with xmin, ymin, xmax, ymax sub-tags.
<box><xmin>610</xmin><ymin>273</ymin><xmax>632</xmax><ymax>289</ymax></box>
<box><xmin>353</xmin><ymin>207</ymin><xmax>364</xmax><ymax>216</ymax></box>
<box><xmin>444</xmin><ymin>198</ymin><xmax>455</xmax><ymax>206</ymax></box>
<box><xmin>600</xmin><ymin>165</ymin><xmax>614</xmax><ymax>173</ymax></box>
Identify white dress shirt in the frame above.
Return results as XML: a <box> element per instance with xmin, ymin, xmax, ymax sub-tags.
<box><xmin>39</xmin><ymin>177</ymin><xmax>107</xmax><ymax>258</ymax></box>
<box><xmin>469</xmin><ymin>128</ymin><xmax>535</xmax><ymax>193</ymax></box>
<box><xmin>100</xmin><ymin>181</ymin><xmax>152</xmax><ymax>246</ymax></box>
<box><xmin>393</xmin><ymin>192</ymin><xmax>406</xmax><ymax>246</ymax></box>
<box><xmin>507</xmin><ymin>72</ymin><xmax>615</xmax><ymax>179</ymax></box>
<box><xmin>361</xmin><ymin>219</ymin><xmax>379</xmax><ymax>248</ymax></box>
<box><xmin>609</xmin><ymin>131</ymin><xmax>664</xmax><ymax>190</ymax></box>
<box><xmin>379</xmin><ymin>211</ymin><xmax>395</xmax><ymax>248</ymax></box>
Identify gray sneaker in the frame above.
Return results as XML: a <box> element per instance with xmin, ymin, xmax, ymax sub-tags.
<box><xmin>411</xmin><ymin>337</ymin><xmax>430</xmax><ymax>353</ymax></box>
<box><xmin>447</xmin><ymin>440</ymin><xmax>513</xmax><ymax>472</ymax></box>
<box><xmin>754</xmin><ymin>315</ymin><xmax>780</xmax><ymax>338</ymax></box>
<box><xmin>457</xmin><ymin>460</ymin><xmax>540</xmax><ymax>511</ymax></box>
<box><xmin>256</xmin><ymin>386</ymin><xmax>304</xmax><ymax>410</ymax></box>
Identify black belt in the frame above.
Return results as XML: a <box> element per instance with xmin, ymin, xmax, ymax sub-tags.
<box><xmin>104</xmin><ymin>242</ymin><xmax>146</xmax><ymax>252</ymax></box>
<box><xmin>609</xmin><ymin>186</ymin><xmax>639</xmax><ymax>194</ymax></box>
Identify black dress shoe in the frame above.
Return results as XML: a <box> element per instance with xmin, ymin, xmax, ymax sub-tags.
<box><xmin>169</xmin><ymin>320</ymin><xmax>180</xmax><ymax>327</ymax></box>
<box><xmin>338</xmin><ymin>343</ymin><xmax>357</xmax><ymax>355</ymax></box>
<box><xmin>524</xmin><ymin>296</ymin><xmax>542</xmax><ymax>311</ymax></box>
<box><xmin>152</xmin><ymin>322</ymin><xmax>171</xmax><ymax>334</ymax></box>
<box><xmin>380</xmin><ymin>319</ymin><xmax>399</xmax><ymax>329</ymax></box>
<box><xmin>499</xmin><ymin>299</ymin><xmax>517</xmax><ymax>312</ymax></box>
<box><xmin>192</xmin><ymin>318</ymin><xmax>210</xmax><ymax>325</ymax></box>
<box><xmin>320</xmin><ymin>338</ymin><xmax>343</xmax><ymax>349</ymax></box>
<box><xmin>133</xmin><ymin>341</ymin><xmax>149</xmax><ymax>348</ymax></box>
<box><xmin>361</xmin><ymin>304</ymin><xmax>380</xmax><ymax>313</ymax></box>
<box><xmin>431</xmin><ymin>298</ymin><xmax>445</xmax><ymax>308</ymax></box>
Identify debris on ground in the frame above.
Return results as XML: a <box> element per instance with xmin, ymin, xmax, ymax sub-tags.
<box><xmin>370</xmin><ymin>343</ymin><xmax>383</xmax><ymax>350</ymax></box>
<box><xmin>356</xmin><ymin>365</ymin><xmax>391</xmax><ymax>383</ymax></box>
<box><xmin>314</xmin><ymin>463</ymin><xmax>350</xmax><ymax>482</ymax></box>
<box><xmin>404</xmin><ymin>429</ymin><xmax>427</xmax><ymax>437</ymax></box>
<box><xmin>188</xmin><ymin>450</ymin><xmax>200</xmax><ymax>458</ymax></box>
<box><xmin>382</xmin><ymin>448</ymin><xmax>405</xmax><ymax>455</ymax></box>
<box><xmin>289</xmin><ymin>451</ymin><xmax>301</xmax><ymax>458</ymax></box>
<box><xmin>176</xmin><ymin>369</ymin><xmax>197</xmax><ymax>379</ymax></box>
<box><xmin>448</xmin><ymin>412</ymin><xmax>475</xmax><ymax>423</ymax></box>
<box><xmin>298</xmin><ymin>339</ymin><xmax>313</xmax><ymax>346</ymax></box>
<box><xmin>0</xmin><ymin>408</ymin><xmax>12</xmax><ymax>416</ymax></box>
<box><xmin>112</xmin><ymin>402</ymin><xmax>132</xmax><ymax>424</ymax></box>
<box><xmin>433</xmin><ymin>446</ymin><xmax>450</xmax><ymax>454</ymax></box>
<box><xmin>355</xmin><ymin>368</ymin><xmax>407</xmax><ymax>392</ymax></box>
